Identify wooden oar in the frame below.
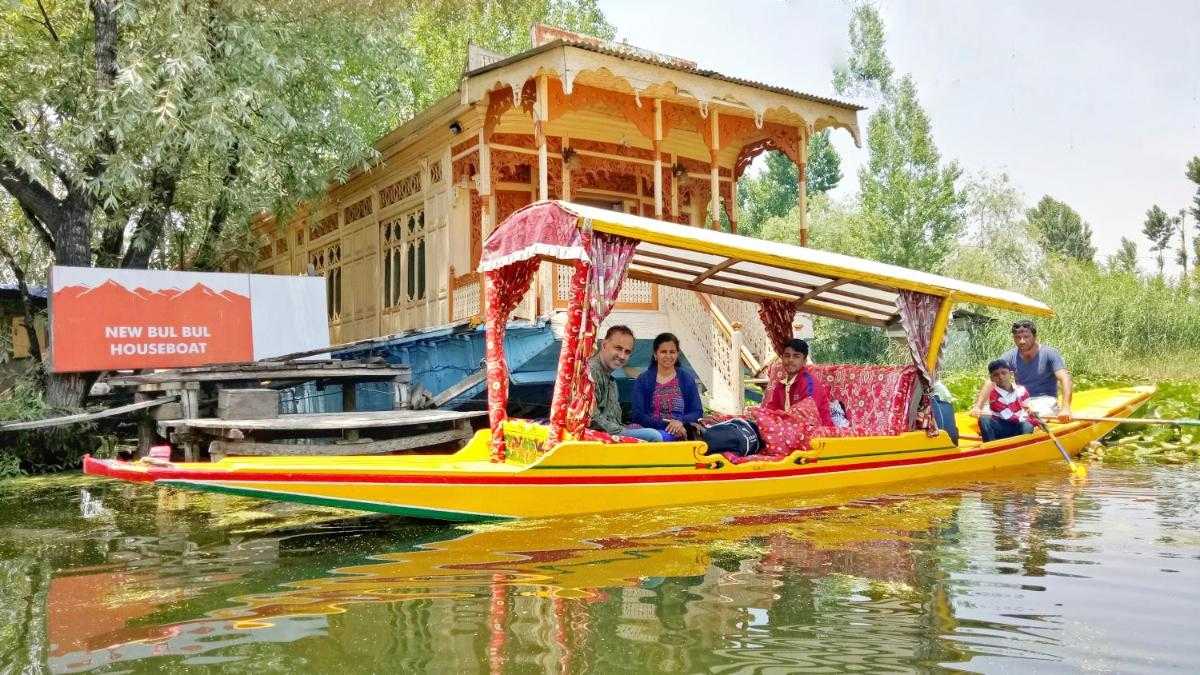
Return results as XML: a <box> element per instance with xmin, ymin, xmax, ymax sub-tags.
<box><xmin>1031</xmin><ymin>415</ymin><xmax>1087</xmax><ymax>478</ymax></box>
<box><xmin>1070</xmin><ymin>415</ymin><xmax>1200</xmax><ymax>427</ymax></box>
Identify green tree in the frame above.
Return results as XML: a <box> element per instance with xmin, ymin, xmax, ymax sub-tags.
<box><xmin>945</xmin><ymin>172</ymin><xmax>1042</xmax><ymax>288</ymax></box>
<box><xmin>1024</xmin><ymin>196</ymin><xmax>1096</xmax><ymax>264</ymax></box>
<box><xmin>831</xmin><ymin>5</ymin><xmax>962</xmax><ymax>272</ymax></box>
<box><xmin>1142</xmin><ymin>205</ymin><xmax>1174</xmax><ymax>277</ymax></box>
<box><xmin>1176</xmin><ymin>208</ymin><xmax>1188</xmax><ymax>277</ymax></box>
<box><xmin>832</xmin><ymin>2</ymin><xmax>893</xmax><ymax>100</ymax></box>
<box><xmin>857</xmin><ymin>76</ymin><xmax>963</xmax><ymax>271</ymax></box>
<box><xmin>1186</xmin><ymin>155</ymin><xmax>1200</xmax><ymax>223</ymax></box>
<box><xmin>0</xmin><ymin>0</ymin><xmax>612</xmax><ymax>409</ymax></box>
<box><xmin>735</xmin><ymin>130</ymin><xmax>841</xmax><ymax>237</ymax></box>
<box><xmin>1187</xmin><ymin>157</ymin><xmax>1200</xmax><ymax>277</ymax></box>
<box><xmin>406</xmin><ymin>0</ymin><xmax>614</xmax><ymax>108</ymax></box>
<box><xmin>1107</xmin><ymin>237</ymin><xmax>1139</xmax><ymax>276</ymax></box>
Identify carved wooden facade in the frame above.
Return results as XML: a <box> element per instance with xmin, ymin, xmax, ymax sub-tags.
<box><xmin>250</xmin><ymin>37</ymin><xmax>860</xmax><ymax>344</ymax></box>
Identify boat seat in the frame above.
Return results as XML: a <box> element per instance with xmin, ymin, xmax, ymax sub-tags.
<box><xmin>808</xmin><ymin>364</ymin><xmax>920</xmax><ymax>437</ymax></box>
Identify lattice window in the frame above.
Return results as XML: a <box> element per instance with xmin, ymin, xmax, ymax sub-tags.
<box><xmin>406</xmin><ymin>210</ymin><xmax>426</xmax><ymax>302</ymax></box>
<box><xmin>381</xmin><ymin>217</ymin><xmax>403</xmax><ymax>309</ymax></box>
<box><xmin>275</xmin><ymin>237</ymin><xmax>287</xmax><ymax>256</ymax></box>
<box><xmin>556</xmin><ymin>264</ymin><xmax>654</xmax><ymax>307</ymax></box>
<box><xmin>257</xmin><ymin>243</ymin><xmax>273</xmax><ymax>261</ymax></box>
<box><xmin>310</xmin><ymin>213</ymin><xmax>339</xmax><ymax>240</ymax></box>
<box><xmin>379</xmin><ymin>171</ymin><xmax>422</xmax><ymax>209</ymax></box>
<box><xmin>381</xmin><ymin>207</ymin><xmax>425</xmax><ymax>309</ymax></box>
<box><xmin>452</xmin><ymin>277</ymin><xmax>482</xmax><ymax>321</ymax></box>
<box><xmin>429</xmin><ymin>161</ymin><xmax>443</xmax><ymax>185</ymax></box>
<box><xmin>343</xmin><ymin>195</ymin><xmax>373</xmax><ymax>223</ymax></box>
<box><xmin>310</xmin><ymin>243</ymin><xmax>342</xmax><ymax>321</ymax></box>
<box><xmin>617</xmin><ymin>278</ymin><xmax>653</xmax><ymax>304</ymax></box>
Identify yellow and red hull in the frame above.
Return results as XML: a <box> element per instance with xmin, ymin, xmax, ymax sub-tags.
<box><xmin>83</xmin><ymin>386</ymin><xmax>1152</xmax><ymax>521</ymax></box>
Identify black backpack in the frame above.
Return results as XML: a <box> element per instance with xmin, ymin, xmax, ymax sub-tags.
<box><xmin>701</xmin><ymin>418</ymin><xmax>762</xmax><ymax>457</ymax></box>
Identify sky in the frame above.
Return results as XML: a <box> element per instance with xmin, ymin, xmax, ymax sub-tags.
<box><xmin>598</xmin><ymin>0</ymin><xmax>1200</xmax><ymax>264</ymax></box>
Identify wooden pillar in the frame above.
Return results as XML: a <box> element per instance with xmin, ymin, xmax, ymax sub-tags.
<box><xmin>730</xmin><ymin>177</ymin><xmax>738</xmax><ymax>233</ymax></box>
<box><xmin>561</xmin><ymin>133</ymin><xmax>572</xmax><ymax>201</ymax></box>
<box><xmin>709</xmin><ymin>109</ymin><xmax>720</xmax><ymax>227</ymax></box>
<box><xmin>797</xmin><ymin>125</ymin><xmax>809</xmax><ymax>246</ymax></box>
<box><xmin>653</xmin><ymin>99</ymin><xmax>663</xmax><ymax>218</ymax></box>
<box><xmin>341</xmin><ymin>381</ymin><xmax>357</xmax><ymax>413</ymax></box>
<box><xmin>536</xmin><ymin>74</ymin><xmax>549</xmax><ymax>201</ymax></box>
<box><xmin>634</xmin><ymin>167</ymin><xmax>642</xmax><ymax>215</ymax></box>
<box><xmin>133</xmin><ymin>391</ymin><xmax>156</xmax><ymax>457</ymax></box>
<box><xmin>925</xmin><ymin>296</ymin><xmax>955</xmax><ymax>376</ymax></box>
<box><xmin>670</xmin><ymin>153</ymin><xmax>678</xmax><ymax>219</ymax></box>
<box><xmin>730</xmin><ymin>322</ymin><xmax>744</xmax><ymax>415</ymax></box>
<box><xmin>478</xmin><ymin>130</ymin><xmax>493</xmax><ymax>233</ymax></box>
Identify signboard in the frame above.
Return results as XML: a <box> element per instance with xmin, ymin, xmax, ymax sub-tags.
<box><xmin>49</xmin><ymin>267</ymin><xmax>328</xmax><ymax>373</ymax></box>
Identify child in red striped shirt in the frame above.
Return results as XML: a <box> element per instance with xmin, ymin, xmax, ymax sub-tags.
<box><xmin>971</xmin><ymin>359</ymin><xmax>1035</xmax><ymax>442</ymax></box>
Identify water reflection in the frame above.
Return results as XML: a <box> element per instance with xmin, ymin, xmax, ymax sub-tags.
<box><xmin>2</xmin><ymin>465</ymin><xmax>1198</xmax><ymax>673</ymax></box>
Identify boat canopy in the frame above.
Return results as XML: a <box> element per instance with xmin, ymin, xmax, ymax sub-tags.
<box><xmin>481</xmin><ymin>201</ymin><xmax>1052</xmax><ymax>326</ymax></box>
<box><xmin>478</xmin><ymin>200</ymin><xmax>1052</xmax><ymax>460</ymax></box>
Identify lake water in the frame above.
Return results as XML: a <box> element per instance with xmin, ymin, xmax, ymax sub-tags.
<box><xmin>1</xmin><ymin>461</ymin><xmax>1198</xmax><ymax>673</ymax></box>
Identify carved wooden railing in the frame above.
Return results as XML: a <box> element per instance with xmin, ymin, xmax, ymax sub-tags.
<box><xmin>447</xmin><ymin>265</ymin><xmax>484</xmax><ymax>323</ymax></box>
<box><xmin>709</xmin><ymin>295</ymin><xmax>775</xmax><ymax>375</ymax></box>
<box><xmin>659</xmin><ymin>286</ymin><xmax>748</xmax><ymax>414</ymax></box>
<box><xmin>552</xmin><ymin>264</ymin><xmax>659</xmax><ymax>310</ymax></box>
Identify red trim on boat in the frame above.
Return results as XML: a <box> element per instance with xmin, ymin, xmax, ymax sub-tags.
<box><xmin>83</xmin><ymin>455</ymin><xmax>156</xmax><ymax>482</ymax></box>
<box><xmin>81</xmin><ymin>422</ymin><xmax>1096</xmax><ymax>487</ymax></box>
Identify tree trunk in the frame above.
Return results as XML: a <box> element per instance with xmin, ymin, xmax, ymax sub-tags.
<box><xmin>121</xmin><ymin>163</ymin><xmax>179</xmax><ymax>269</ymax></box>
<box><xmin>13</xmin><ymin>264</ymin><xmax>43</xmax><ymax>364</ymax></box>
<box><xmin>43</xmin><ymin>195</ymin><xmax>95</xmax><ymax>410</ymax></box>
<box><xmin>193</xmin><ymin>143</ymin><xmax>240</xmax><ymax>271</ymax></box>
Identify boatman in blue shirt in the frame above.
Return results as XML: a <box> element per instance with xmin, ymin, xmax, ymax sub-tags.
<box><xmin>972</xmin><ymin>319</ymin><xmax>1072</xmax><ymax>423</ymax></box>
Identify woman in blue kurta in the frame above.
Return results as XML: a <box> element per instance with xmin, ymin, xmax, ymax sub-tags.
<box><xmin>632</xmin><ymin>333</ymin><xmax>703</xmax><ymax>441</ymax></box>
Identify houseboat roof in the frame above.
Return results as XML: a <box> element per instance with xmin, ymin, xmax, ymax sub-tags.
<box><xmin>464</xmin><ymin>38</ymin><xmax>865</xmax><ymax>114</ymax></box>
<box><xmin>491</xmin><ymin>201</ymin><xmax>1053</xmax><ymax>326</ymax></box>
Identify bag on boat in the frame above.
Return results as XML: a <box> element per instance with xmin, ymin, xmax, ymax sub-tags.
<box><xmin>701</xmin><ymin>418</ymin><xmax>762</xmax><ymax>457</ymax></box>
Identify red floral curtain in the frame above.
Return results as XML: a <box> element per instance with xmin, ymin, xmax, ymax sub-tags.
<box><xmin>758</xmin><ymin>299</ymin><xmax>798</xmax><ymax>356</ymax></box>
<box><xmin>547</xmin><ymin>261</ymin><xmax>591</xmax><ymax>446</ymax></box>
<box><xmin>483</xmin><ymin>260</ymin><xmax>539</xmax><ymax>460</ymax></box>
<box><xmin>895</xmin><ymin>290</ymin><xmax>948</xmax><ymax>384</ymax></box>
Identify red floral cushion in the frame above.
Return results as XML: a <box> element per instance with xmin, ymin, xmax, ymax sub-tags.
<box><xmin>808</xmin><ymin>364</ymin><xmax>918</xmax><ymax>436</ymax></box>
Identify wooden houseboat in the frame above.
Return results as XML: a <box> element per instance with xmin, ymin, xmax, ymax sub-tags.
<box><xmin>249</xmin><ymin>25</ymin><xmax>862</xmax><ymax>412</ymax></box>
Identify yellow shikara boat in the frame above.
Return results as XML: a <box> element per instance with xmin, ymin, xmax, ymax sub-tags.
<box><xmin>84</xmin><ymin>201</ymin><xmax>1152</xmax><ymax>521</ymax></box>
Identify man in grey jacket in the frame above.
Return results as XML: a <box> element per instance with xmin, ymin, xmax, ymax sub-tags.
<box><xmin>588</xmin><ymin>325</ymin><xmax>663</xmax><ymax>442</ymax></box>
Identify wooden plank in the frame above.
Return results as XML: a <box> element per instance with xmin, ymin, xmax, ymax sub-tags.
<box><xmin>159</xmin><ymin>409</ymin><xmax>486</xmax><ymax>433</ymax></box>
<box><xmin>208</xmin><ymin>427</ymin><xmax>474</xmax><ymax>459</ymax></box>
<box><xmin>1</xmin><ymin>395</ymin><xmax>180</xmax><ymax>431</ymax></box>
<box><xmin>432</xmin><ymin>370</ymin><xmax>486</xmax><ymax>408</ymax></box>
<box><xmin>106</xmin><ymin>367</ymin><xmax>411</xmax><ymax>387</ymax></box>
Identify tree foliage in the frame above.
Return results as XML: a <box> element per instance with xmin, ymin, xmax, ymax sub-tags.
<box><xmin>832</xmin><ymin>2</ymin><xmax>893</xmax><ymax>100</ymax></box>
<box><xmin>857</xmin><ymin>76</ymin><xmax>963</xmax><ymax>272</ymax></box>
<box><xmin>405</xmin><ymin>0</ymin><xmax>614</xmax><ymax>108</ymax></box>
<box><xmin>1143</xmin><ymin>204</ymin><xmax>1174</xmax><ymax>277</ymax></box>
<box><xmin>735</xmin><ymin>130</ymin><xmax>841</xmax><ymax>237</ymax></box>
<box><xmin>1025</xmin><ymin>195</ymin><xmax>1096</xmax><ymax>264</ymax></box>
<box><xmin>829</xmin><ymin>5</ymin><xmax>963</xmax><ymax>272</ymax></box>
<box><xmin>945</xmin><ymin>172</ymin><xmax>1042</xmax><ymax>287</ymax></box>
<box><xmin>1107</xmin><ymin>237</ymin><xmax>1139</xmax><ymax>276</ymax></box>
<box><xmin>0</xmin><ymin>0</ymin><xmax>612</xmax><ymax>409</ymax></box>
<box><xmin>1186</xmin><ymin>155</ymin><xmax>1200</xmax><ymax>223</ymax></box>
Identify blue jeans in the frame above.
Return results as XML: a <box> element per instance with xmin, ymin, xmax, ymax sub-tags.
<box><xmin>619</xmin><ymin>426</ymin><xmax>664</xmax><ymax>442</ymax></box>
<box><xmin>980</xmin><ymin>416</ymin><xmax>1034</xmax><ymax>442</ymax></box>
